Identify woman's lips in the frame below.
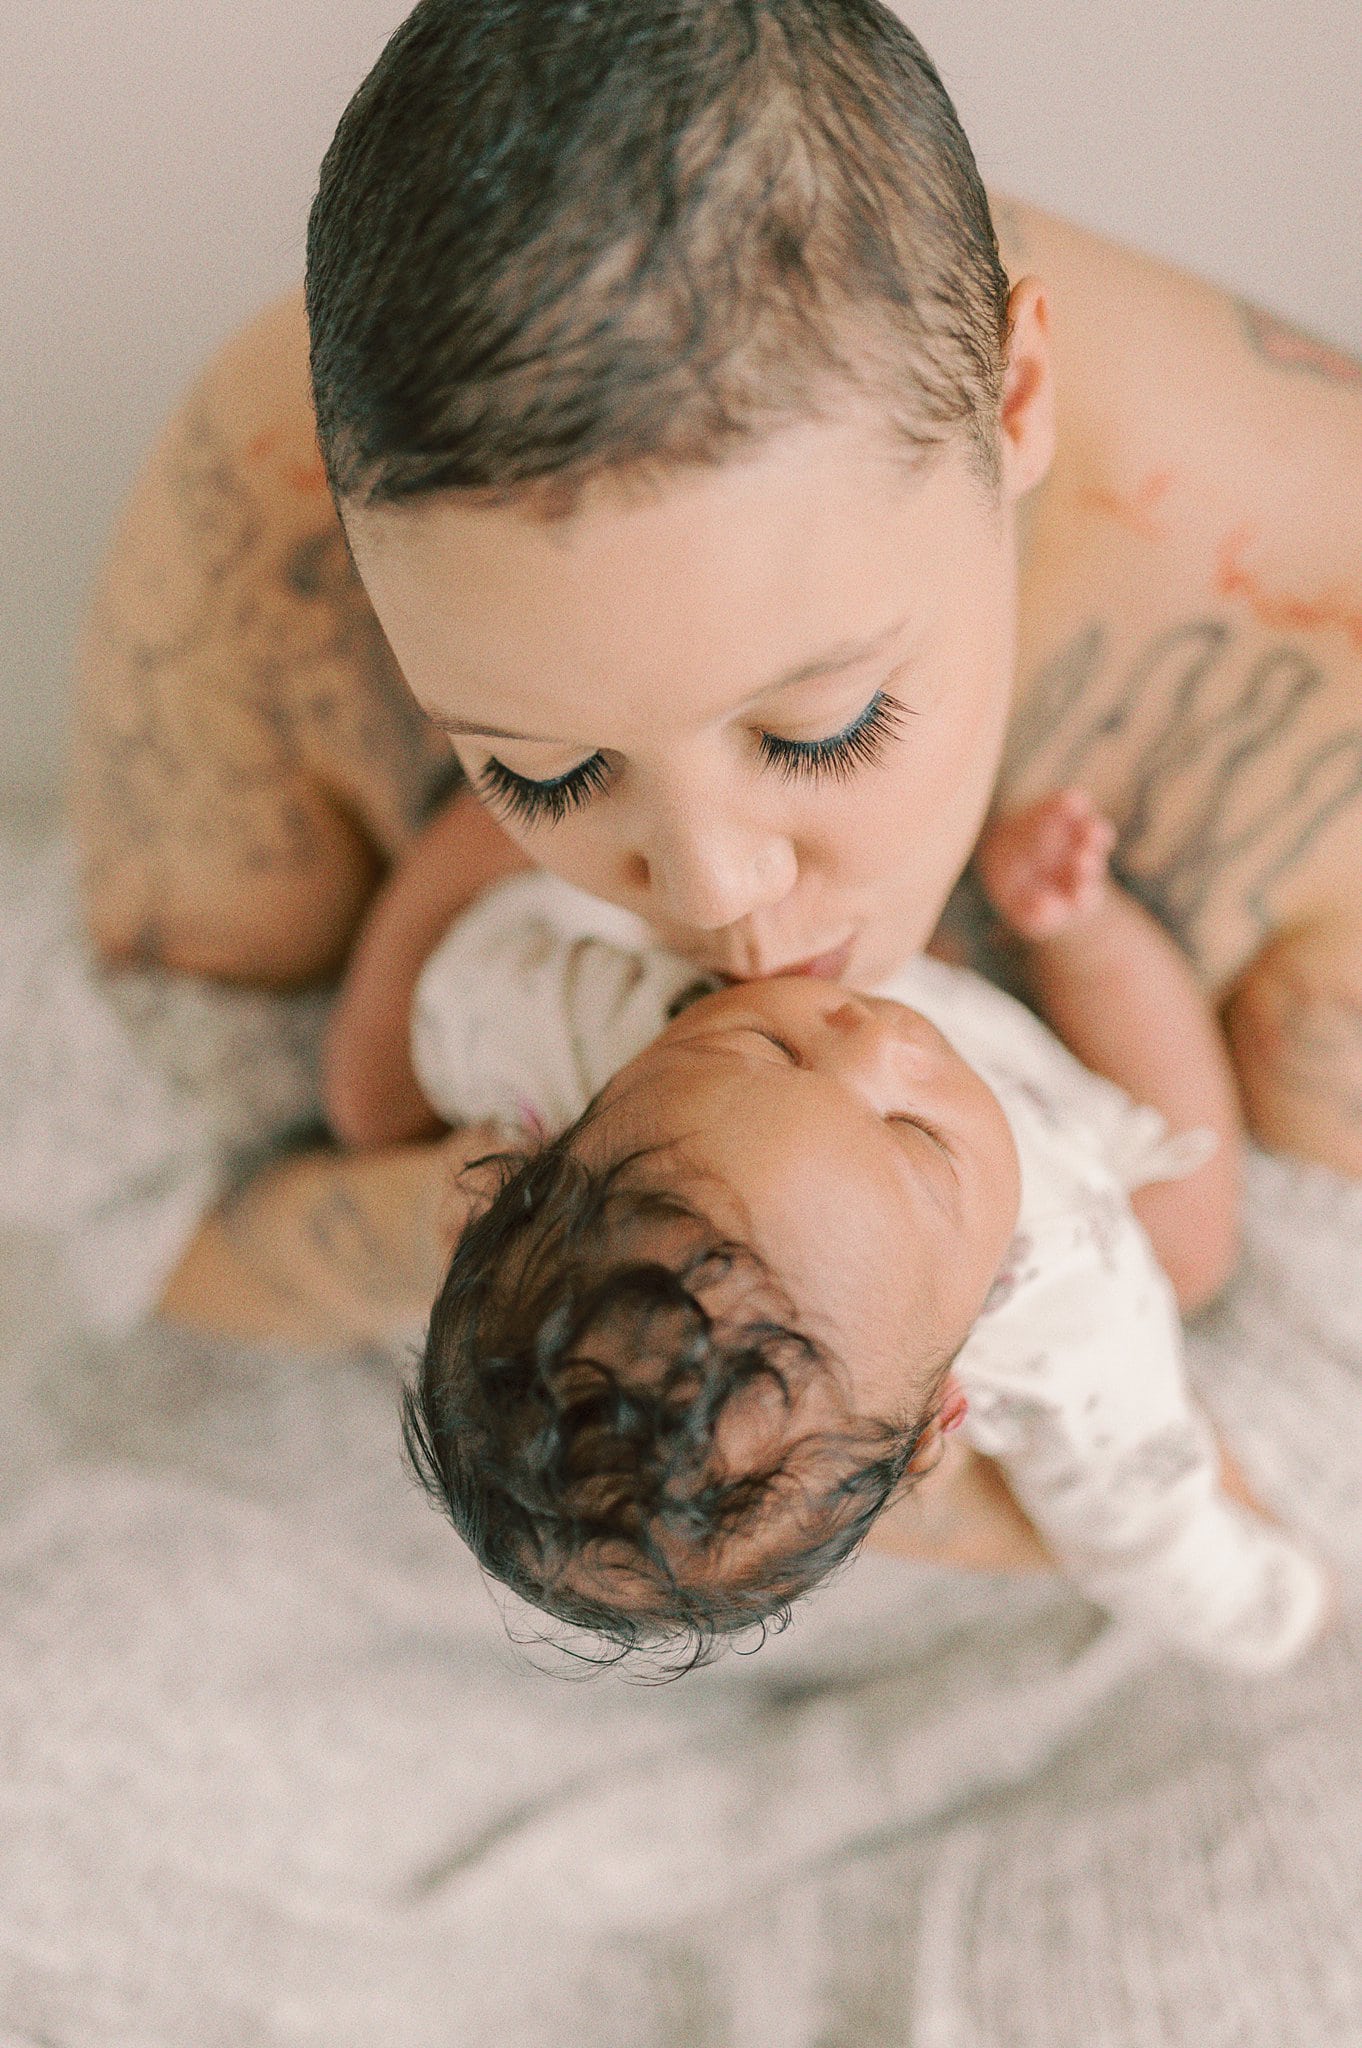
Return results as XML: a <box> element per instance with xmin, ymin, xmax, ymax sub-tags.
<box><xmin>719</xmin><ymin>936</ymin><xmax>856</xmax><ymax>984</ymax></box>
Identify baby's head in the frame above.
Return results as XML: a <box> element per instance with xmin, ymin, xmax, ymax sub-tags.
<box><xmin>406</xmin><ymin>976</ymin><xmax>1020</xmax><ymax>1666</ymax></box>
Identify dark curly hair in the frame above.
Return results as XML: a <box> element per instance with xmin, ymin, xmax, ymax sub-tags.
<box><xmin>306</xmin><ymin>0</ymin><xmax>1011</xmax><ymax>513</ymax></box>
<box><xmin>402</xmin><ymin>1110</ymin><xmax>948</xmax><ymax>1673</ymax></box>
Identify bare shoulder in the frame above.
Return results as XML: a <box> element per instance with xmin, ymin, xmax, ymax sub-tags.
<box><xmin>72</xmin><ymin>287</ymin><xmax>452</xmax><ymax>987</ymax></box>
<box><xmin>993</xmin><ymin>194</ymin><xmax>1362</xmax><ymax>1001</ymax></box>
<box><xmin>206</xmin><ymin>284</ymin><xmax>312</xmax><ymax>412</ymax></box>
<box><xmin>996</xmin><ymin>195</ymin><xmax>1362</xmax><ymax>567</ymax></box>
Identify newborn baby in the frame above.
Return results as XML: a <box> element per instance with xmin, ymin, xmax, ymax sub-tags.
<box><xmin>330</xmin><ymin>794</ymin><xmax>1331</xmax><ymax>1671</ymax></box>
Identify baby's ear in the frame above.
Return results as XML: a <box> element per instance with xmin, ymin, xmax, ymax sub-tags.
<box><xmin>936</xmin><ymin>1375</ymin><xmax>969</xmax><ymax>1436</ymax></box>
<box><xmin>904</xmin><ymin>1373</ymin><xmax>968</xmax><ymax>1475</ymax></box>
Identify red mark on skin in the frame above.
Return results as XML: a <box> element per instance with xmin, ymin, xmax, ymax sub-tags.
<box><xmin>1216</xmin><ymin>525</ymin><xmax>1362</xmax><ymax>656</ymax></box>
<box><xmin>286</xmin><ymin>460</ymin><xmax>329</xmax><ymax>497</ymax></box>
<box><xmin>1080</xmin><ymin>466</ymin><xmax>1176</xmax><ymax>543</ymax></box>
<box><xmin>241</xmin><ymin>429</ymin><xmax>328</xmax><ymax>496</ymax></box>
<box><xmin>1240</xmin><ymin>303</ymin><xmax>1362</xmax><ymax>392</ymax></box>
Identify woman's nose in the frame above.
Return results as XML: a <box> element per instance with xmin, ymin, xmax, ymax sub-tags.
<box><xmin>626</xmin><ymin>817</ymin><xmax>798</xmax><ymax>932</ymax></box>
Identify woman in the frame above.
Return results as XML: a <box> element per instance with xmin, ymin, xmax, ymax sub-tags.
<box><xmin>70</xmin><ymin>0</ymin><xmax>1362</xmax><ymax>1566</ymax></box>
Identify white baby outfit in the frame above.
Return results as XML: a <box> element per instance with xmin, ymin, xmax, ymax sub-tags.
<box><xmin>414</xmin><ymin>872</ymin><xmax>1328</xmax><ymax>1673</ymax></box>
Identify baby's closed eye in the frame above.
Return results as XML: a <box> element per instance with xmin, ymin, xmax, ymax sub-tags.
<box><xmin>749</xmin><ymin>1028</ymin><xmax>802</xmax><ymax>1064</ymax></box>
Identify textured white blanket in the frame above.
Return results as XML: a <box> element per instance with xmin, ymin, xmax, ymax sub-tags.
<box><xmin>2</xmin><ymin>838</ymin><xmax>1360</xmax><ymax>2046</ymax></box>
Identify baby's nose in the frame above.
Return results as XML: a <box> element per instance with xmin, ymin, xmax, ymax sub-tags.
<box><xmin>823</xmin><ymin>997</ymin><xmax>876</xmax><ymax>1035</ymax></box>
<box><xmin>821</xmin><ymin>996</ymin><xmax>924</xmax><ymax>1084</ymax></box>
<box><xmin>820</xmin><ymin>997</ymin><xmax>898</xmax><ymax>1070</ymax></box>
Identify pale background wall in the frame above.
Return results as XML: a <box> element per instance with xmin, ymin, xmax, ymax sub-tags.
<box><xmin>3</xmin><ymin>0</ymin><xmax>1359</xmax><ymax>821</ymax></box>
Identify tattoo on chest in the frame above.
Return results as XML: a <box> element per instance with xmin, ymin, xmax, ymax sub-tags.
<box><xmin>81</xmin><ymin>401</ymin><xmax>451</xmax><ymax>926</ymax></box>
<box><xmin>1004</xmin><ymin>618</ymin><xmax>1362</xmax><ymax>972</ymax></box>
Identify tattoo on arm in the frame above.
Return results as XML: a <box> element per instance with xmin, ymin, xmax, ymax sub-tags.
<box><xmin>216</xmin><ymin>1151</ymin><xmax>439</xmax><ymax>1341</ymax></box>
<box><xmin>80</xmin><ymin>398</ymin><xmax>322</xmax><ymax>925</ymax></box>
<box><xmin>283</xmin><ymin>528</ymin><xmax>456</xmax><ymax>849</ymax></box>
<box><xmin>79</xmin><ymin>401</ymin><xmax>453</xmax><ymax>950</ymax></box>
<box><xmin>300</xmin><ymin>1178</ymin><xmax>438</xmax><ymax>1307</ymax></box>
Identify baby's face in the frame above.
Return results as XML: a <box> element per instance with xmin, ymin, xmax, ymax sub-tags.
<box><xmin>589</xmin><ymin>976</ymin><xmax>1021</xmax><ymax>1419</ymax></box>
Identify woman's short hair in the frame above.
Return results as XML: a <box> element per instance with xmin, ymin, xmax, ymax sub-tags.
<box><xmin>306</xmin><ymin>0</ymin><xmax>1011</xmax><ymax>514</ymax></box>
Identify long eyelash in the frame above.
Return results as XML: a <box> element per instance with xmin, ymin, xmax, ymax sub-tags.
<box><xmin>478</xmin><ymin>688</ymin><xmax>909</xmax><ymax>824</ymax></box>
<box><xmin>478</xmin><ymin>750</ymin><xmax>611</xmax><ymax>827</ymax></box>
<box><xmin>759</xmin><ymin>691</ymin><xmax>908</xmax><ymax>783</ymax></box>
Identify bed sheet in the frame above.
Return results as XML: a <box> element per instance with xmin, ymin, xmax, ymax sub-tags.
<box><xmin>2</xmin><ymin>835</ymin><xmax>1360</xmax><ymax>2047</ymax></box>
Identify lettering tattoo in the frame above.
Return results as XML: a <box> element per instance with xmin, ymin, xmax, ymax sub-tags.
<box><xmin>78</xmin><ymin>398</ymin><xmax>451</xmax><ymax>954</ymax></box>
<box><xmin>1235</xmin><ymin>299</ymin><xmax>1362</xmax><ymax>394</ymax></box>
<box><xmin>1003</xmin><ymin>619</ymin><xmax>1362</xmax><ymax>976</ymax></box>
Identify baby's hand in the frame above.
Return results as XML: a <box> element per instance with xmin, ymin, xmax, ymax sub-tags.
<box><xmin>976</xmin><ymin>789</ymin><xmax>1118</xmax><ymax>942</ymax></box>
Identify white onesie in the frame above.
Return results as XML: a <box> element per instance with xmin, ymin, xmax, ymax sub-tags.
<box><xmin>413</xmin><ymin>873</ymin><xmax>1329</xmax><ymax>1673</ymax></box>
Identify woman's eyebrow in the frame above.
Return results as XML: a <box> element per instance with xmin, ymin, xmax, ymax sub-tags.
<box><xmin>751</xmin><ymin>612</ymin><xmax>913</xmax><ymax>701</ymax></box>
<box><xmin>429</xmin><ymin>614</ymin><xmax>914</xmax><ymax>741</ymax></box>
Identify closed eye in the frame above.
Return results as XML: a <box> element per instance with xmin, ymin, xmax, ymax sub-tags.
<box><xmin>691</xmin><ymin>1024</ymin><xmax>803</xmax><ymax>1065</ymax></box>
<box><xmin>476</xmin><ymin>686</ymin><xmax>913</xmax><ymax>827</ymax></box>
<box><xmin>886</xmin><ymin>1110</ymin><xmax>951</xmax><ymax>1155</ymax></box>
<box><xmin>751</xmin><ymin>1028</ymin><xmax>802</xmax><ymax>1063</ymax></box>
<box><xmin>478</xmin><ymin>750</ymin><xmax>610</xmax><ymax>827</ymax></box>
<box><xmin>758</xmin><ymin>688</ymin><xmax>909</xmax><ymax>782</ymax></box>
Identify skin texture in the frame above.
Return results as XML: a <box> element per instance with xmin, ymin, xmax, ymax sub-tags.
<box><xmin>588</xmin><ymin>976</ymin><xmax>1025</xmax><ymax>1409</ymax></box>
<box><xmin>344</xmin><ymin>386</ymin><xmax>1047</xmax><ymax>990</ymax></box>
<box><xmin>975</xmin><ymin>791</ymin><xmax>1243</xmax><ymax>1312</ymax></box>
<box><xmin>576</xmin><ymin>975</ymin><xmax>1022</xmax><ymax>1569</ymax></box>
<box><xmin>71</xmin><ymin>197</ymin><xmax>1362</xmax><ymax>1559</ymax></box>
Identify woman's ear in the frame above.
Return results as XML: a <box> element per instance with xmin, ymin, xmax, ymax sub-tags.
<box><xmin>997</xmin><ymin>276</ymin><xmax>1056</xmax><ymax>504</ymax></box>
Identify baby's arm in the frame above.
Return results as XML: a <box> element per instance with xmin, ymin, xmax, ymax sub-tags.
<box><xmin>977</xmin><ymin>791</ymin><xmax>1243</xmax><ymax>1312</ymax></box>
<box><xmin>322</xmin><ymin>788</ymin><xmax>532</xmax><ymax>1148</ymax></box>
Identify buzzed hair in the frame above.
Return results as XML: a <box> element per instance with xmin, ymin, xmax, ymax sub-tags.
<box><xmin>306</xmin><ymin>0</ymin><xmax>1011</xmax><ymax>513</ymax></box>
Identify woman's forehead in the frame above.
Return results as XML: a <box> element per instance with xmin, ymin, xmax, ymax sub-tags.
<box><xmin>346</xmin><ymin>430</ymin><xmax>993</xmax><ymax>737</ymax></box>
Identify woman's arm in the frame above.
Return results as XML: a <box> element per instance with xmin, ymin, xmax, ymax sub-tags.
<box><xmin>321</xmin><ymin>787</ymin><xmax>533</xmax><ymax>1148</ymax></box>
<box><xmin>157</xmin><ymin>1119</ymin><xmax>510</xmax><ymax>1348</ymax></box>
<box><xmin>869</xmin><ymin>1433</ymin><xmax>1056</xmax><ymax>1572</ymax></box>
<box><xmin>977</xmin><ymin>790</ymin><xmax>1244</xmax><ymax>1312</ymax></box>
